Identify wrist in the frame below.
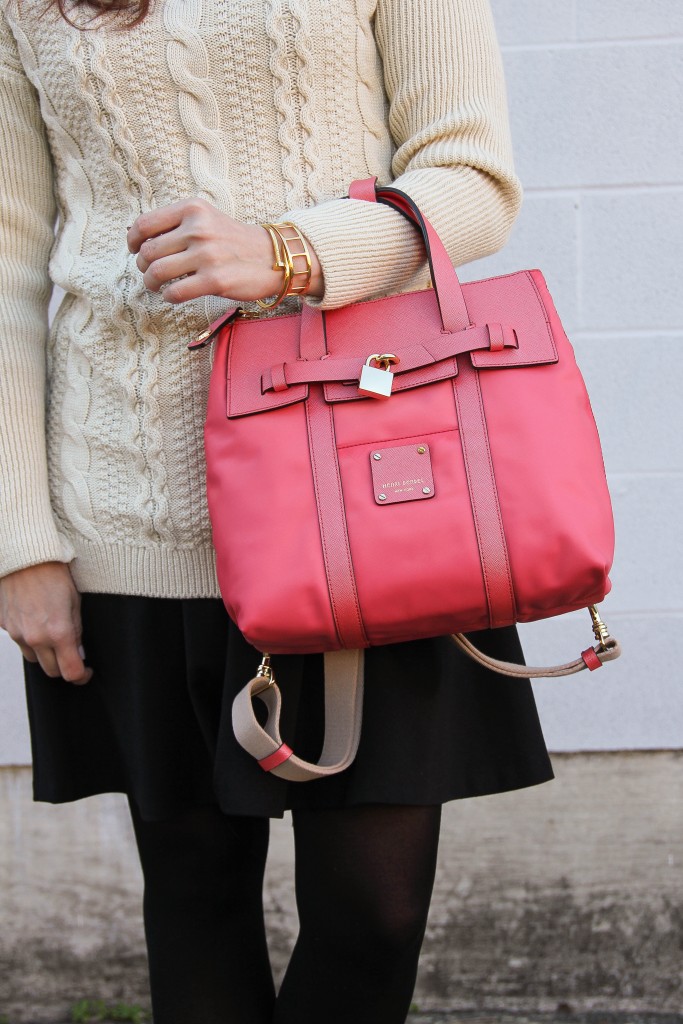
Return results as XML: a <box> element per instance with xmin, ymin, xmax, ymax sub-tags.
<box><xmin>256</xmin><ymin>226</ymin><xmax>287</xmax><ymax>296</ymax></box>
<box><xmin>306</xmin><ymin>246</ymin><xmax>324</xmax><ymax>298</ymax></box>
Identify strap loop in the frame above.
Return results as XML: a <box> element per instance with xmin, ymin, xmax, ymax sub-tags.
<box><xmin>232</xmin><ymin>610</ymin><xmax>621</xmax><ymax>783</ymax></box>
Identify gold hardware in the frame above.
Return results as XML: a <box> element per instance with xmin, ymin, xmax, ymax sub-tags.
<box><xmin>257</xmin><ymin>654</ymin><xmax>273</xmax><ymax>679</ymax></box>
<box><xmin>362</xmin><ymin>353</ymin><xmax>400</xmax><ymax>372</ymax></box>
<box><xmin>376</xmin><ymin>353</ymin><xmax>399</xmax><ymax>371</ymax></box>
<box><xmin>417</xmin><ymin>446</ymin><xmax>426</xmax><ymax>455</ymax></box>
<box><xmin>237</xmin><ymin>307</ymin><xmax>263</xmax><ymax>320</ymax></box>
<box><xmin>252</xmin><ymin>653</ymin><xmax>276</xmax><ymax>695</ymax></box>
<box><xmin>589</xmin><ymin>606</ymin><xmax>611</xmax><ymax>651</ymax></box>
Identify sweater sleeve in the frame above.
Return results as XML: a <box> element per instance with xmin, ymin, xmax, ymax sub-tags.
<box><xmin>285</xmin><ymin>0</ymin><xmax>522</xmax><ymax>310</ymax></box>
<box><xmin>0</xmin><ymin>11</ymin><xmax>75</xmax><ymax>578</ymax></box>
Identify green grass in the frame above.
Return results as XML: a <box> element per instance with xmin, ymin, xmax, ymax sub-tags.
<box><xmin>70</xmin><ymin>1000</ymin><xmax>149</xmax><ymax>1023</ymax></box>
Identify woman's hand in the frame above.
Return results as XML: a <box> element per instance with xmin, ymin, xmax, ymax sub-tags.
<box><xmin>0</xmin><ymin>563</ymin><xmax>93</xmax><ymax>685</ymax></box>
<box><xmin>127</xmin><ymin>198</ymin><xmax>324</xmax><ymax>305</ymax></box>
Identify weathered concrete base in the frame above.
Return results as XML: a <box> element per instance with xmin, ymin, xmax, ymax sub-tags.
<box><xmin>409</xmin><ymin>1016</ymin><xmax>683</xmax><ymax>1024</ymax></box>
<box><xmin>1</xmin><ymin>752</ymin><xmax>681</xmax><ymax>1022</ymax></box>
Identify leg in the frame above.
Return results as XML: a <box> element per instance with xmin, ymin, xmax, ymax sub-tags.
<box><xmin>128</xmin><ymin>799</ymin><xmax>275</xmax><ymax>1024</ymax></box>
<box><xmin>275</xmin><ymin>803</ymin><xmax>442</xmax><ymax>1024</ymax></box>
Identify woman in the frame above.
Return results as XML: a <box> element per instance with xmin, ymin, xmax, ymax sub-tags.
<box><xmin>0</xmin><ymin>0</ymin><xmax>553</xmax><ymax>1021</ymax></box>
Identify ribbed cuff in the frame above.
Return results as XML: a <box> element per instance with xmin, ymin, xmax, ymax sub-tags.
<box><xmin>285</xmin><ymin>195</ymin><xmax>426</xmax><ymax>311</ymax></box>
<box><xmin>68</xmin><ymin>538</ymin><xmax>221</xmax><ymax>599</ymax></box>
<box><xmin>0</xmin><ymin>491</ymin><xmax>76</xmax><ymax>580</ymax></box>
<box><xmin>285</xmin><ymin>165</ymin><xmax>520</xmax><ymax>312</ymax></box>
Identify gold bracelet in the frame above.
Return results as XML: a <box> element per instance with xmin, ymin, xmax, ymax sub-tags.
<box><xmin>257</xmin><ymin>221</ymin><xmax>312</xmax><ymax>310</ymax></box>
<box><xmin>270</xmin><ymin>222</ymin><xmax>313</xmax><ymax>298</ymax></box>
<box><xmin>257</xmin><ymin>223</ymin><xmax>292</xmax><ymax>310</ymax></box>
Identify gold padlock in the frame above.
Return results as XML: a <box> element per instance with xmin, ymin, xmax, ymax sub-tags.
<box><xmin>358</xmin><ymin>353</ymin><xmax>399</xmax><ymax>400</ymax></box>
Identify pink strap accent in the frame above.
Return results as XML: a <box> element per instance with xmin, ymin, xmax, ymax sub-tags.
<box><xmin>581</xmin><ymin>647</ymin><xmax>603</xmax><ymax>671</ymax></box>
<box><xmin>349</xmin><ymin>177</ymin><xmax>378</xmax><ymax>202</ymax></box>
<box><xmin>258</xmin><ymin>744</ymin><xmax>294</xmax><ymax>772</ymax></box>
<box><xmin>346</xmin><ymin>179</ymin><xmax>471</xmax><ymax>334</ymax></box>
<box><xmin>188</xmin><ymin>306</ymin><xmax>240</xmax><ymax>349</ymax></box>
<box><xmin>299</xmin><ymin>304</ymin><xmax>327</xmax><ymax>360</ymax></box>
<box><xmin>305</xmin><ymin>388</ymin><xmax>369</xmax><ymax>649</ymax></box>
<box><xmin>376</xmin><ymin>187</ymin><xmax>471</xmax><ymax>334</ymax></box>
<box><xmin>453</xmin><ymin>359</ymin><xmax>516</xmax><ymax>629</ymax></box>
<box><xmin>261</xmin><ymin>324</ymin><xmax>518</xmax><ymax>393</ymax></box>
<box><xmin>270</xmin><ymin>363</ymin><xmax>288</xmax><ymax>393</ymax></box>
<box><xmin>487</xmin><ymin>322</ymin><xmax>505</xmax><ymax>352</ymax></box>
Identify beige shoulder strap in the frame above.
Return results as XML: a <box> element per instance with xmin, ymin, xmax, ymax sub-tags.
<box><xmin>232</xmin><ymin>612</ymin><xmax>621</xmax><ymax>783</ymax></box>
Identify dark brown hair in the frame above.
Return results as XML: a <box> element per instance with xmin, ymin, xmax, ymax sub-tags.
<box><xmin>54</xmin><ymin>0</ymin><xmax>151</xmax><ymax>28</ymax></box>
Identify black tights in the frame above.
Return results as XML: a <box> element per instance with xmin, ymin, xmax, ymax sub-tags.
<box><xmin>128</xmin><ymin>799</ymin><xmax>442</xmax><ymax>1024</ymax></box>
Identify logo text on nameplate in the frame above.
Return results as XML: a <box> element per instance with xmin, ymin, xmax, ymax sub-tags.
<box><xmin>370</xmin><ymin>443</ymin><xmax>435</xmax><ymax>505</ymax></box>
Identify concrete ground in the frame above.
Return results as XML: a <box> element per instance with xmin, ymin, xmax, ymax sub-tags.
<box><xmin>2</xmin><ymin>752</ymin><xmax>682</xmax><ymax>1023</ymax></box>
<box><xmin>32</xmin><ymin>1014</ymin><xmax>683</xmax><ymax>1024</ymax></box>
<box><xmin>408</xmin><ymin>1015</ymin><xmax>683</xmax><ymax>1024</ymax></box>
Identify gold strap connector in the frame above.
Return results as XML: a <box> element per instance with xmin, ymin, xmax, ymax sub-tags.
<box><xmin>252</xmin><ymin>654</ymin><xmax>276</xmax><ymax>696</ymax></box>
<box><xmin>589</xmin><ymin>605</ymin><xmax>612</xmax><ymax>651</ymax></box>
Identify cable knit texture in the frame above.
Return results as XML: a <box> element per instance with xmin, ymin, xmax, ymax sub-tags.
<box><xmin>0</xmin><ymin>0</ymin><xmax>521</xmax><ymax>597</ymax></box>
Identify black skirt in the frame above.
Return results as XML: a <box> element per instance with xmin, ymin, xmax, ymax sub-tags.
<box><xmin>24</xmin><ymin>594</ymin><xmax>553</xmax><ymax>820</ymax></box>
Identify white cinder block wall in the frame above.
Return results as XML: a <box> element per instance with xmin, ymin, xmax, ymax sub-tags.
<box><xmin>472</xmin><ymin>0</ymin><xmax>683</xmax><ymax>751</ymax></box>
<box><xmin>1</xmin><ymin>0</ymin><xmax>681</xmax><ymax>764</ymax></box>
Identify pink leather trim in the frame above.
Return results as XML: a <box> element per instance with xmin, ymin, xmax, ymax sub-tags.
<box><xmin>188</xmin><ymin>306</ymin><xmax>240</xmax><ymax>350</ymax></box>
<box><xmin>261</xmin><ymin>324</ymin><xmax>518</xmax><ymax>394</ymax></box>
<box><xmin>453</xmin><ymin>359</ymin><xmax>516</xmax><ymax>629</ymax></box>
<box><xmin>349</xmin><ymin>177</ymin><xmax>378</xmax><ymax>203</ymax></box>
<box><xmin>370</xmin><ymin>442</ymin><xmax>435</xmax><ymax>505</ymax></box>
<box><xmin>488</xmin><ymin>322</ymin><xmax>505</xmax><ymax>352</ymax></box>
<box><xmin>374</xmin><ymin>187</ymin><xmax>471</xmax><ymax>334</ymax></box>
<box><xmin>258</xmin><ymin>744</ymin><xmax>294</xmax><ymax>772</ymax></box>
<box><xmin>581</xmin><ymin>647</ymin><xmax>602</xmax><ymax>672</ymax></box>
<box><xmin>271</xmin><ymin>363</ymin><xmax>288</xmax><ymax>393</ymax></box>
<box><xmin>305</xmin><ymin>387</ymin><xmax>369</xmax><ymax>648</ymax></box>
<box><xmin>299</xmin><ymin>303</ymin><xmax>327</xmax><ymax>361</ymax></box>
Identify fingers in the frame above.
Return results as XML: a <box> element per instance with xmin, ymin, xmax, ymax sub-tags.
<box><xmin>135</xmin><ymin>228</ymin><xmax>187</xmax><ymax>274</ymax></box>
<box><xmin>127</xmin><ymin>200</ymin><xmax>192</xmax><ymax>254</ymax></box>
<box><xmin>0</xmin><ymin>562</ymin><xmax>93</xmax><ymax>686</ymax></box>
<box><xmin>30</xmin><ymin>631</ymin><xmax>93</xmax><ymax>686</ymax></box>
<box><xmin>156</xmin><ymin>272</ymin><xmax>219</xmax><ymax>305</ymax></box>
<box><xmin>140</xmin><ymin>251</ymin><xmax>196</xmax><ymax>293</ymax></box>
<box><xmin>127</xmin><ymin>198</ymin><xmax>295</xmax><ymax>305</ymax></box>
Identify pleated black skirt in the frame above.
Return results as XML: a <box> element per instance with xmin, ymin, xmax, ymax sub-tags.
<box><xmin>24</xmin><ymin>594</ymin><xmax>553</xmax><ymax>820</ymax></box>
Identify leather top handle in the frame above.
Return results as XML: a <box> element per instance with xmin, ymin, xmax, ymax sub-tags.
<box><xmin>192</xmin><ymin>177</ymin><xmax>477</xmax><ymax>352</ymax></box>
<box><xmin>348</xmin><ymin>177</ymin><xmax>472</xmax><ymax>334</ymax></box>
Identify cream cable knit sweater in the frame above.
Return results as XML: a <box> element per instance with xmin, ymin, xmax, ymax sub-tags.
<box><xmin>0</xmin><ymin>0</ymin><xmax>521</xmax><ymax>598</ymax></box>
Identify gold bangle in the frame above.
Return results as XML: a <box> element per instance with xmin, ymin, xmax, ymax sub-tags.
<box><xmin>256</xmin><ymin>223</ymin><xmax>292</xmax><ymax>310</ymax></box>
<box><xmin>270</xmin><ymin>222</ymin><xmax>313</xmax><ymax>298</ymax></box>
<box><xmin>256</xmin><ymin>221</ymin><xmax>313</xmax><ymax>310</ymax></box>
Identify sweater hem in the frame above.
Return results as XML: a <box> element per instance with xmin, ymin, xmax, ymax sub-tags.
<box><xmin>69</xmin><ymin>538</ymin><xmax>221</xmax><ymax>599</ymax></box>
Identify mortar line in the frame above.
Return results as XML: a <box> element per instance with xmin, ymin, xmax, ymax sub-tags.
<box><xmin>607</xmin><ymin>470</ymin><xmax>683</xmax><ymax>480</ymax></box>
<box><xmin>502</xmin><ymin>36</ymin><xmax>683</xmax><ymax>53</ymax></box>
<box><xmin>572</xmin><ymin>329</ymin><xmax>683</xmax><ymax>339</ymax></box>
<box><xmin>525</xmin><ymin>184</ymin><xmax>683</xmax><ymax>197</ymax></box>
<box><xmin>575</xmin><ymin>190</ymin><xmax>583</xmax><ymax>332</ymax></box>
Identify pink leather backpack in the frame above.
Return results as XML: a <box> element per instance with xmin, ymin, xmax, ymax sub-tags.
<box><xmin>190</xmin><ymin>180</ymin><xmax>621</xmax><ymax>781</ymax></box>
